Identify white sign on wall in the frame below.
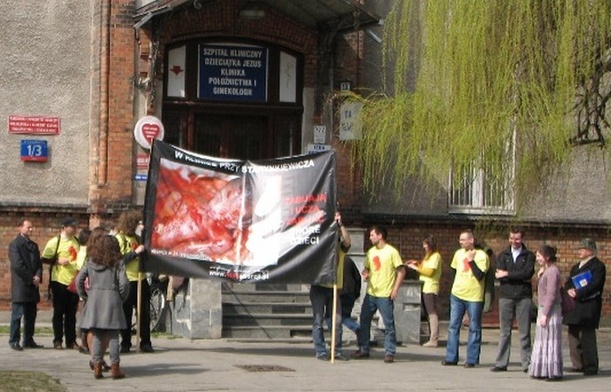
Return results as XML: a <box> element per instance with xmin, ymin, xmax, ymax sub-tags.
<box><xmin>279</xmin><ymin>51</ymin><xmax>297</xmax><ymax>103</ymax></box>
<box><xmin>167</xmin><ymin>45</ymin><xmax>186</xmax><ymax>98</ymax></box>
<box><xmin>339</xmin><ymin>102</ymin><xmax>363</xmax><ymax>140</ymax></box>
<box><xmin>314</xmin><ymin>125</ymin><xmax>326</xmax><ymax>144</ymax></box>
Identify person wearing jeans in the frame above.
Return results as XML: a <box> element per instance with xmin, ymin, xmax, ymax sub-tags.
<box><xmin>442</xmin><ymin>229</ymin><xmax>489</xmax><ymax>368</ymax></box>
<box><xmin>352</xmin><ymin>225</ymin><xmax>406</xmax><ymax>363</ymax></box>
<box><xmin>309</xmin><ymin>211</ymin><xmax>351</xmax><ymax>361</ymax></box>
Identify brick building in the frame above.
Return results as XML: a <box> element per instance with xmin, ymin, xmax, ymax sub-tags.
<box><xmin>0</xmin><ymin>0</ymin><xmax>609</xmax><ymax>326</ymax></box>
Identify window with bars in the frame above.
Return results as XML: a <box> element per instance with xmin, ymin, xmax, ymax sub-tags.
<box><xmin>448</xmin><ymin>164</ymin><xmax>515</xmax><ymax>215</ymax></box>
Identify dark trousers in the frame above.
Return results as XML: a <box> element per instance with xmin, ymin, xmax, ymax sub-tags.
<box><xmin>50</xmin><ymin>281</ymin><xmax>79</xmax><ymax>346</ymax></box>
<box><xmin>9</xmin><ymin>302</ymin><xmax>37</xmax><ymax>345</ymax></box>
<box><xmin>568</xmin><ymin>324</ymin><xmax>599</xmax><ymax>373</ymax></box>
<box><xmin>121</xmin><ymin>279</ymin><xmax>151</xmax><ymax>349</ymax></box>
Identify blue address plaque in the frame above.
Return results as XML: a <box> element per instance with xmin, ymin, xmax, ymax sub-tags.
<box><xmin>20</xmin><ymin>139</ymin><xmax>48</xmax><ymax>162</ymax></box>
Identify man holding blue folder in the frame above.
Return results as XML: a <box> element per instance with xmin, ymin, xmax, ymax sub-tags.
<box><xmin>564</xmin><ymin>238</ymin><xmax>606</xmax><ymax>376</ymax></box>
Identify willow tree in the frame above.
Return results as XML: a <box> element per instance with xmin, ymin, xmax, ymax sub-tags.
<box><xmin>350</xmin><ymin>0</ymin><xmax>611</xmax><ymax>211</ymax></box>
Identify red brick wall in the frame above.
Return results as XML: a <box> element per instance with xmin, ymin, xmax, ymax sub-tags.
<box><xmin>88</xmin><ymin>0</ymin><xmax>138</xmax><ymax>213</ymax></box>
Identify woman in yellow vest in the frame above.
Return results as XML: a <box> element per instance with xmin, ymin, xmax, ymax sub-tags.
<box><xmin>406</xmin><ymin>235</ymin><xmax>443</xmax><ymax>347</ymax></box>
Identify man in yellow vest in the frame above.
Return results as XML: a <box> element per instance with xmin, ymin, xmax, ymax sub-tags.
<box><xmin>41</xmin><ymin>217</ymin><xmax>81</xmax><ymax>350</ymax></box>
<box><xmin>115</xmin><ymin>210</ymin><xmax>153</xmax><ymax>353</ymax></box>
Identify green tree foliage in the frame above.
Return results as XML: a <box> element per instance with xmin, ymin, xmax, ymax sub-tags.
<box><xmin>349</xmin><ymin>0</ymin><xmax>611</xmax><ymax>209</ymax></box>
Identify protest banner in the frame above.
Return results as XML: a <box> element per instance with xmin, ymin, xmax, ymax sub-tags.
<box><xmin>142</xmin><ymin>140</ymin><xmax>338</xmax><ymax>285</ymax></box>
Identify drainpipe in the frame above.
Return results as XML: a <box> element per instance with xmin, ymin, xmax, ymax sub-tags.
<box><xmin>98</xmin><ymin>0</ymin><xmax>111</xmax><ymax>186</ymax></box>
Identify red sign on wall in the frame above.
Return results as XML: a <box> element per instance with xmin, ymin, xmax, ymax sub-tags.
<box><xmin>8</xmin><ymin>115</ymin><xmax>61</xmax><ymax>135</ymax></box>
<box><xmin>137</xmin><ymin>153</ymin><xmax>150</xmax><ymax>169</ymax></box>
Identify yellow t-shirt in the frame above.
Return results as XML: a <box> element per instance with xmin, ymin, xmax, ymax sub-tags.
<box><xmin>116</xmin><ymin>233</ymin><xmax>143</xmax><ymax>282</ymax></box>
<box><xmin>364</xmin><ymin>243</ymin><xmax>403</xmax><ymax>298</ymax></box>
<box><xmin>419</xmin><ymin>252</ymin><xmax>442</xmax><ymax>295</ymax></box>
<box><xmin>450</xmin><ymin>248</ymin><xmax>489</xmax><ymax>302</ymax></box>
<box><xmin>41</xmin><ymin>235</ymin><xmax>80</xmax><ymax>285</ymax></box>
<box><xmin>76</xmin><ymin>245</ymin><xmax>87</xmax><ymax>270</ymax></box>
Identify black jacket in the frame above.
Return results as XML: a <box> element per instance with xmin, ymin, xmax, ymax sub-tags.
<box><xmin>8</xmin><ymin>234</ymin><xmax>42</xmax><ymax>303</ymax></box>
<box><xmin>495</xmin><ymin>245</ymin><xmax>535</xmax><ymax>299</ymax></box>
<box><xmin>563</xmin><ymin>256</ymin><xmax>606</xmax><ymax>328</ymax></box>
<box><xmin>340</xmin><ymin>255</ymin><xmax>361</xmax><ymax>298</ymax></box>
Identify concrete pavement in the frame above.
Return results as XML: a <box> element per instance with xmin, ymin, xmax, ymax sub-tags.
<box><xmin>1</xmin><ymin>310</ymin><xmax>610</xmax><ymax>391</ymax></box>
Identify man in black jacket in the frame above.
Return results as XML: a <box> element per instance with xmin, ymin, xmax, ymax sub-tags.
<box><xmin>339</xmin><ymin>255</ymin><xmax>361</xmax><ymax>335</ymax></box>
<box><xmin>8</xmin><ymin>219</ymin><xmax>44</xmax><ymax>351</ymax></box>
<box><xmin>564</xmin><ymin>238</ymin><xmax>607</xmax><ymax>376</ymax></box>
<box><xmin>491</xmin><ymin>228</ymin><xmax>535</xmax><ymax>373</ymax></box>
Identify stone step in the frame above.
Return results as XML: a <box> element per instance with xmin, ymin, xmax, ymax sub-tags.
<box><xmin>223</xmin><ymin>313</ymin><xmax>313</xmax><ymax>327</ymax></box>
<box><xmin>223</xmin><ymin>301</ymin><xmax>311</xmax><ymax>315</ymax></box>
<box><xmin>222</xmin><ymin>290</ymin><xmax>311</xmax><ymax>303</ymax></box>
<box><xmin>222</xmin><ymin>325</ymin><xmax>313</xmax><ymax>340</ymax></box>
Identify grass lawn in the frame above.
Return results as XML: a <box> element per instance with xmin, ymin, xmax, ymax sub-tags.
<box><xmin>0</xmin><ymin>371</ymin><xmax>66</xmax><ymax>392</ymax></box>
<box><xmin>0</xmin><ymin>326</ymin><xmax>54</xmax><ymax>336</ymax></box>
<box><xmin>0</xmin><ymin>326</ymin><xmax>65</xmax><ymax>391</ymax></box>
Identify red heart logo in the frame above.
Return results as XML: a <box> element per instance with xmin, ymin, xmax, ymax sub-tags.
<box><xmin>142</xmin><ymin>123</ymin><xmax>160</xmax><ymax>141</ymax></box>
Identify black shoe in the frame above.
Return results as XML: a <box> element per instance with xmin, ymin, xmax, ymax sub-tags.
<box><xmin>140</xmin><ymin>344</ymin><xmax>154</xmax><ymax>353</ymax></box>
<box><xmin>568</xmin><ymin>367</ymin><xmax>584</xmax><ymax>373</ymax></box>
<box><xmin>351</xmin><ymin>349</ymin><xmax>370</xmax><ymax>359</ymax></box>
<box><xmin>23</xmin><ymin>341</ymin><xmax>44</xmax><ymax>349</ymax></box>
<box><xmin>53</xmin><ymin>342</ymin><xmax>63</xmax><ymax>350</ymax></box>
<box><xmin>546</xmin><ymin>377</ymin><xmax>563</xmax><ymax>382</ymax></box>
<box><xmin>334</xmin><ymin>354</ymin><xmax>349</xmax><ymax>361</ymax></box>
<box><xmin>316</xmin><ymin>354</ymin><xmax>329</xmax><ymax>361</ymax></box>
<box><xmin>9</xmin><ymin>342</ymin><xmax>23</xmax><ymax>351</ymax></box>
<box><xmin>583</xmin><ymin>370</ymin><xmax>598</xmax><ymax>376</ymax></box>
<box><xmin>66</xmin><ymin>342</ymin><xmax>81</xmax><ymax>351</ymax></box>
<box><xmin>464</xmin><ymin>363</ymin><xmax>476</xmax><ymax>368</ymax></box>
<box><xmin>441</xmin><ymin>360</ymin><xmax>457</xmax><ymax>366</ymax></box>
<box><xmin>490</xmin><ymin>366</ymin><xmax>507</xmax><ymax>372</ymax></box>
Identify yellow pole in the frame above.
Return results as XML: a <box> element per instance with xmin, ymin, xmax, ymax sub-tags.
<box><xmin>330</xmin><ymin>283</ymin><xmax>337</xmax><ymax>363</ymax></box>
<box><xmin>136</xmin><ymin>272</ymin><xmax>142</xmax><ymax>352</ymax></box>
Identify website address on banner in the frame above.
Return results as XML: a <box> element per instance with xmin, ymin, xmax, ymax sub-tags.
<box><xmin>209</xmin><ymin>266</ymin><xmax>270</xmax><ymax>281</ymax></box>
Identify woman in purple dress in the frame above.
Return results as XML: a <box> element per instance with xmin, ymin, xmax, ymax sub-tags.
<box><xmin>528</xmin><ymin>245</ymin><xmax>563</xmax><ymax>381</ymax></box>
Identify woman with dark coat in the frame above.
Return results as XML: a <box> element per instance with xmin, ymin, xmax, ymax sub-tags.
<box><xmin>77</xmin><ymin>235</ymin><xmax>130</xmax><ymax>379</ymax></box>
<box><xmin>563</xmin><ymin>238</ymin><xmax>607</xmax><ymax>376</ymax></box>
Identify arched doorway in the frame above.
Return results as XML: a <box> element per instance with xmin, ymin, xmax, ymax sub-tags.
<box><xmin>162</xmin><ymin>40</ymin><xmax>303</xmax><ymax>160</ymax></box>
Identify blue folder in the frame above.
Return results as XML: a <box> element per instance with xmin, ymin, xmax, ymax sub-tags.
<box><xmin>572</xmin><ymin>270</ymin><xmax>593</xmax><ymax>290</ymax></box>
